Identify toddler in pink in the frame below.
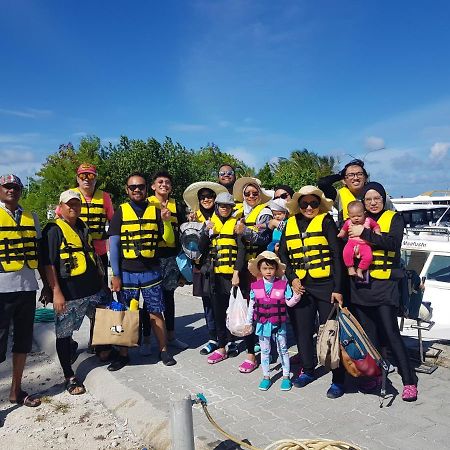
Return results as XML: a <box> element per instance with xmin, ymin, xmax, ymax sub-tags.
<box><xmin>337</xmin><ymin>200</ymin><xmax>381</xmax><ymax>278</ymax></box>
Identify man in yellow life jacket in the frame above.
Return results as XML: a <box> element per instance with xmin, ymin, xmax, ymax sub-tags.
<box><xmin>317</xmin><ymin>159</ymin><xmax>395</xmax><ymax>227</ymax></box>
<box><xmin>108</xmin><ymin>172</ymin><xmax>176</xmax><ymax>371</ymax></box>
<box><xmin>147</xmin><ymin>171</ymin><xmax>188</xmax><ymax>351</ymax></box>
<box><xmin>0</xmin><ymin>174</ymin><xmax>42</xmax><ymax>407</ymax></box>
<box><xmin>42</xmin><ymin>190</ymin><xmax>104</xmax><ymax>395</ymax></box>
<box><xmin>217</xmin><ymin>163</ymin><xmax>244</xmax><ymax>218</ymax></box>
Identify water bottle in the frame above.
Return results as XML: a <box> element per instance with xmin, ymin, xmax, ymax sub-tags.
<box><xmin>129</xmin><ymin>298</ymin><xmax>139</xmax><ymax>311</ymax></box>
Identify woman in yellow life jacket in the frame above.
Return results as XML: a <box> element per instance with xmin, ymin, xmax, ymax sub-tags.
<box><xmin>183</xmin><ymin>181</ymin><xmax>228</xmax><ymax>356</ymax></box>
<box><xmin>278</xmin><ymin>185</ymin><xmax>346</xmax><ymax>399</ymax></box>
<box><xmin>347</xmin><ymin>182</ymin><xmax>417</xmax><ymax>402</ymax></box>
<box><xmin>198</xmin><ymin>192</ymin><xmax>246</xmax><ymax>364</ymax></box>
<box><xmin>233</xmin><ymin>177</ymin><xmax>272</xmax><ymax>373</ymax></box>
<box><xmin>42</xmin><ymin>190</ymin><xmax>104</xmax><ymax>396</ymax></box>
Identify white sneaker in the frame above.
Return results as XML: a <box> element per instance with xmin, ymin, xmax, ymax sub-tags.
<box><xmin>168</xmin><ymin>338</ymin><xmax>189</xmax><ymax>350</ymax></box>
<box><xmin>139</xmin><ymin>343</ymin><xmax>152</xmax><ymax>356</ymax></box>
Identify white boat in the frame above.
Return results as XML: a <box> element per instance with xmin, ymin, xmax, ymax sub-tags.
<box><xmin>401</xmin><ymin>226</ymin><xmax>450</xmax><ymax>341</ymax></box>
<box><xmin>392</xmin><ymin>190</ymin><xmax>450</xmax><ymax>206</ymax></box>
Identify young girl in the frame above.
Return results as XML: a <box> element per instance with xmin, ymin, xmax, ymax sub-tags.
<box><xmin>246</xmin><ymin>251</ymin><xmax>301</xmax><ymax>391</ymax></box>
<box><xmin>338</xmin><ymin>200</ymin><xmax>381</xmax><ymax>279</ymax></box>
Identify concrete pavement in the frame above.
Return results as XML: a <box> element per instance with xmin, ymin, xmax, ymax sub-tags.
<box><xmin>33</xmin><ymin>285</ymin><xmax>450</xmax><ymax>450</ymax></box>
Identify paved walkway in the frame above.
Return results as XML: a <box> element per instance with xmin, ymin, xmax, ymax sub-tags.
<box><xmin>34</xmin><ymin>285</ymin><xmax>450</xmax><ymax>450</ymax></box>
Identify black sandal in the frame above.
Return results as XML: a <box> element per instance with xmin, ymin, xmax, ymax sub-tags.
<box><xmin>65</xmin><ymin>377</ymin><xmax>86</xmax><ymax>395</ymax></box>
<box><xmin>10</xmin><ymin>390</ymin><xmax>41</xmax><ymax>407</ymax></box>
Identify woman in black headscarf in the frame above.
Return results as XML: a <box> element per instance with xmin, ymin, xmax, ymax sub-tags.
<box><xmin>348</xmin><ymin>182</ymin><xmax>418</xmax><ymax>401</ymax></box>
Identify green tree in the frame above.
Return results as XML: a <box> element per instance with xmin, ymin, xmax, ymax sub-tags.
<box><xmin>256</xmin><ymin>162</ymin><xmax>274</xmax><ymax>188</ymax></box>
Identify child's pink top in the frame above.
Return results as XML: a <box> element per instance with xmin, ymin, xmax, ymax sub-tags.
<box><xmin>342</xmin><ymin>217</ymin><xmax>380</xmax><ymax>243</ymax></box>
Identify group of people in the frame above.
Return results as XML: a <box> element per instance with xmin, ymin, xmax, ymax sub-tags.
<box><xmin>0</xmin><ymin>158</ymin><xmax>418</xmax><ymax>408</ymax></box>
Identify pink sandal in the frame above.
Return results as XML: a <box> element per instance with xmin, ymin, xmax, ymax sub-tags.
<box><xmin>207</xmin><ymin>350</ymin><xmax>228</xmax><ymax>364</ymax></box>
<box><xmin>238</xmin><ymin>359</ymin><xmax>258</xmax><ymax>373</ymax></box>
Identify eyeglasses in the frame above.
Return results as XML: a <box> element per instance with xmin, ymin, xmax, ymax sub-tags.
<box><xmin>299</xmin><ymin>200</ymin><xmax>320</xmax><ymax>209</ymax></box>
<box><xmin>199</xmin><ymin>193</ymin><xmax>215</xmax><ymax>200</ymax></box>
<box><xmin>364</xmin><ymin>196</ymin><xmax>383</xmax><ymax>204</ymax></box>
<box><xmin>345</xmin><ymin>172</ymin><xmax>364</xmax><ymax>179</ymax></box>
<box><xmin>244</xmin><ymin>191</ymin><xmax>259</xmax><ymax>198</ymax></box>
<box><xmin>219</xmin><ymin>170</ymin><xmax>234</xmax><ymax>177</ymax></box>
<box><xmin>127</xmin><ymin>184</ymin><xmax>146</xmax><ymax>192</ymax></box>
<box><xmin>78</xmin><ymin>173</ymin><xmax>96</xmax><ymax>181</ymax></box>
<box><xmin>274</xmin><ymin>192</ymin><xmax>290</xmax><ymax>200</ymax></box>
<box><xmin>1</xmin><ymin>183</ymin><xmax>21</xmax><ymax>191</ymax></box>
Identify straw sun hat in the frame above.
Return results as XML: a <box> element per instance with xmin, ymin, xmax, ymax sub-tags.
<box><xmin>183</xmin><ymin>181</ymin><xmax>227</xmax><ymax>211</ymax></box>
<box><xmin>286</xmin><ymin>185</ymin><xmax>333</xmax><ymax>216</ymax></box>
<box><xmin>248</xmin><ymin>251</ymin><xmax>286</xmax><ymax>278</ymax></box>
<box><xmin>232</xmin><ymin>177</ymin><xmax>272</xmax><ymax>203</ymax></box>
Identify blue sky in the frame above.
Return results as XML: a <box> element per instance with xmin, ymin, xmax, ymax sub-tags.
<box><xmin>1</xmin><ymin>0</ymin><xmax>450</xmax><ymax>196</ymax></box>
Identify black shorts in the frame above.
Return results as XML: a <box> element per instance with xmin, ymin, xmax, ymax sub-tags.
<box><xmin>0</xmin><ymin>291</ymin><xmax>36</xmax><ymax>363</ymax></box>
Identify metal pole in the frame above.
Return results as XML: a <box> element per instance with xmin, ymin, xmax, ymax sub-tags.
<box><xmin>170</xmin><ymin>395</ymin><xmax>195</xmax><ymax>450</ymax></box>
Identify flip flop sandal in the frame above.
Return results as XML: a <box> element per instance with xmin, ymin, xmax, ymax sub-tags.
<box><xmin>10</xmin><ymin>391</ymin><xmax>41</xmax><ymax>407</ymax></box>
<box><xmin>207</xmin><ymin>350</ymin><xmax>228</xmax><ymax>364</ymax></box>
<box><xmin>65</xmin><ymin>377</ymin><xmax>86</xmax><ymax>395</ymax></box>
<box><xmin>239</xmin><ymin>359</ymin><xmax>258</xmax><ymax>373</ymax></box>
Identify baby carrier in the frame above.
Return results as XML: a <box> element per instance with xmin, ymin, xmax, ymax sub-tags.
<box><xmin>337</xmin><ymin>306</ymin><xmax>390</xmax><ymax>404</ymax></box>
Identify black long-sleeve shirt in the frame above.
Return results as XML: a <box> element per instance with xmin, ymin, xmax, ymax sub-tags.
<box><xmin>278</xmin><ymin>213</ymin><xmax>344</xmax><ymax>298</ymax></box>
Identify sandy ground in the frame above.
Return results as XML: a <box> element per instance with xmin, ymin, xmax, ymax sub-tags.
<box><xmin>0</xmin><ymin>344</ymin><xmax>149</xmax><ymax>450</ymax></box>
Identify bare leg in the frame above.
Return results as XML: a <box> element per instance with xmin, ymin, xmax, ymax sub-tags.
<box><xmin>356</xmin><ymin>268</ymin><xmax>364</xmax><ymax>279</ymax></box>
<box><xmin>9</xmin><ymin>353</ymin><xmax>26</xmax><ymax>400</ymax></box>
<box><xmin>348</xmin><ymin>267</ymin><xmax>357</xmax><ymax>276</ymax></box>
<box><xmin>149</xmin><ymin>312</ymin><xmax>168</xmax><ymax>351</ymax></box>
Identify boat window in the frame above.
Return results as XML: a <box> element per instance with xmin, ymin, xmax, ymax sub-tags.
<box><xmin>402</xmin><ymin>250</ymin><xmax>428</xmax><ymax>274</ymax></box>
<box><xmin>426</xmin><ymin>255</ymin><xmax>450</xmax><ymax>283</ymax></box>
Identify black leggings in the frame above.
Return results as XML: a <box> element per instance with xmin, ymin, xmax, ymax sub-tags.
<box><xmin>210</xmin><ymin>292</ymin><xmax>233</xmax><ymax>349</ymax></box>
<box><xmin>56</xmin><ymin>337</ymin><xmax>74</xmax><ymax>379</ymax></box>
<box><xmin>163</xmin><ymin>289</ymin><xmax>175</xmax><ymax>332</ymax></box>
<box><xmin>292</xmin><ymin>292</ymin><xmax>345</xmax><ymax>384</ymax></box>
<box><xmin>352</xmin><ymin>304</ymin><xmax>416</xmax><ymax>386</ymax></box>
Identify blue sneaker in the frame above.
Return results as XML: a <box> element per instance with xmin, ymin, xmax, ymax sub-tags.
<box><xmin>254</xmin><ymin>343</ymin><xmax>261</xmax><ymax>353</ymax></box>
<box><xmin>293</xmin><ymin>372</ymin><xmax>316</xmax><ymax>388</ymax></box>
<box><xmin>280</xmin><ymin>378</ymin><xmax>292</xmax><ymax>391</ymax></box>
<box><xmin>326</xmin><ymin>383</ymin><xmax>344</xmax><ymax>399</ymax></box>
<box><xmin>258</xmin><ymin>378</ymin><xmax>272</xmax><ymax>391</ymax></box>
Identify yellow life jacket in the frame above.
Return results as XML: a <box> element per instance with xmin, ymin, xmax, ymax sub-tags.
<box><xmin>148</xmin><ymin>195</ymin><xmax>178</xmax><ymax>248</ymax></box>
<box><xmin>120</xmin><ymin>202</ymin><xmax>159</xmax><ymax>259</ymax></box>
<box><xmin>209</xmin><ymin>213</ymin><xmax>238</xmax><ymax>274</ymax></box>
<box><xmin>55</xmin><ymin>218</ymin><xmax>96</xmax><ymax>278</ymax></box>
<box><xmin>0</xmin><ymin>208</ymin><xmax>38</xmax><ymax>272</ymax></box>
<box><xmin>73</xmin><ymin>188</ymin><xmax>107</xmax><ymax>240</ymax></box>
<box><xmin>369</xmin><ymin>210</ymin><xmax>397</xmax><ymax>280</ymax></box>
<box><xmin>285</xmin><ymin>213</ymin><xmax>331</xmax><ymax>279</ymax></box>
<box><xmin>337</xmin><ymin>186</ymin><xmax>356</xmax><ymax>220</ymax></box>
<box><xmin>195</xmin><ymin>209</ymin><xmax>206</xmax><ymax>223</ymax></box>
<box><xmin>243</xmin><ymin>203</ymin><xmax>267</xmax><ymax>261</ymax></box>
<box><xmin>233</xmin><ymin>202</ymin><xmax>244</xmax><ymax>219</ymax></box>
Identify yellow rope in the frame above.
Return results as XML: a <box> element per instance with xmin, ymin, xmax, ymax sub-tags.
<box><xmin>200</xmin><ymin>403</ymin><xmax>361</xmax><ymax>450</ymax></box>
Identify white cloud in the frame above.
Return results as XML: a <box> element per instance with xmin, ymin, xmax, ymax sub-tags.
<box><xmin>72</xmin><ymin>131</ymin><xmax>88</xmax><ymax>137</ymax></box>
<box><xmin>0</xmin><ymin>107</ymin><xmax>52</xmax><ymax>119</ymax></box>
<box><xmin>218</xmin><ymin>120</ymin><xmax>231</xmax><ymax>128</ymax></box>
<box><xmin>169</xmin><ymin>123</ymin><xmax>208</xmax><ymax>132</ymax></box>
<box><xmin>429</xmin><ymin>142</ymin><xmax>450</xmax><ymax>161</ymax></box>
<box><xmin>364</xmin><ymin>136</ymin><xmax>385</xmax><ymax>151</ymax></box>
<box><xmin>226</xmin><ymin>146</ymin><xmax>257</xmax><ymax>168</ymax></box>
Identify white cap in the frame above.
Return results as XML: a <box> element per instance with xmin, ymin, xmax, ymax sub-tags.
<box><xmin>59</xmin><ymin>189</ymin><xmax>81</xmax><ymax>204</ymax></box>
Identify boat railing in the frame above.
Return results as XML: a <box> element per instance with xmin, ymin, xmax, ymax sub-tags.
<box><xmin>404</xmin><ymin>225</ymin><xmax>450</xmax><ymax>240</ymax></box>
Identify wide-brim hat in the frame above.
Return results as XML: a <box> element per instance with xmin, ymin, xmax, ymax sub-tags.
<box><xmin>287</xmin><ymin>185</ymin><xmax>333</xmax><ymax>216</ymax></box>
<box><xmin>233</xmin><ymin>177</ymin><xmax>272</xmax><ymax>203</ymax></box>
<box><xmin>183</xmin><ymin>181</ymin><xmax>228</xmax><ymax>211</ymax></box>
<box><xmin>248</xmin><ymin>251</ymin><xmax>286</xmax><ymax>278</ymax></box>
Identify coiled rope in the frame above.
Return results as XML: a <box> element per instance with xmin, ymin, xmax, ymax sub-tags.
<box><xmin>196</xmin><ymin>394</ymin><xmax>361</xmax><ymax>450</ymax></box>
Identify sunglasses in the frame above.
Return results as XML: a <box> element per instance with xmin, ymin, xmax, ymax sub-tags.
<box><xmin>274</xmin><ymin>192</ymin><xmax>289</xmax><ymax>200</ymax></box>
<box><xmin>78</xmin><ymin>172</ymin><xmax>96</xmax><ymax>181</ymax></box>
<box><xmin>219</xmin><ymin>170</ymin><xmax>234</xmax><ymax>176</ymax></box>
<box><xmin>299</xmin><ymin>200</ymin><xmax>320</xmax><ymax>209</ymax></box>
<box><xmin>217</xmin><ymin>203</ymin><xmax>232</xmax><ymax>208</ymax></box>
<box><xmin>244</xmin><ymin>191</ymin><xmax>259</xmax><ymax>198</ymax></box>
<box><xmin>199</xmin><ymin>193</ymin><xmax>215</xmax><ymax>200</ymax></box>
<box><xmin>127</xmin><ymin>184</ymin><xmax>146</xmax><ymax>192</ymax></box>
<box><xmin>2</xmin><ymin>183</ymin><xmax>21</xmax><ymax>191</ymax></box>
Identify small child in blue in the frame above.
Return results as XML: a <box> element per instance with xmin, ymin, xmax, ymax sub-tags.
<box><xmin>246</xmin><ymin>251</ymin><xmax>301</xmax><ymax>391</ymax></box>
<box><xmin>266</xmin><ymin>199</ymin><xmax>289</xmax><ymax>253</ymax></box>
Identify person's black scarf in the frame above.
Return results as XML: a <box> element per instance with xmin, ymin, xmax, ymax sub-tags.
<box><xmin>360</xmin><ymin>181</ymin><xmax>387</xmax><ymax>221</ymax></box>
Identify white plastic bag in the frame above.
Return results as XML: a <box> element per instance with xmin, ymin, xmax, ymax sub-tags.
<box><xmin>226</xmin><ymin>287</ymin><xmax>253</xmax><ymax>337</ymax></box>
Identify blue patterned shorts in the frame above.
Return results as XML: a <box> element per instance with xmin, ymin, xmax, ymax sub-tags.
<box><xmin>55</xmin><ymin>291</ymin><xmax>102</xmax><ymax>339</ymax></box>
<box><xmin>120</xmin><ymin>269</ymin><xmax>164</xmax><ymax>314</ymax></box>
